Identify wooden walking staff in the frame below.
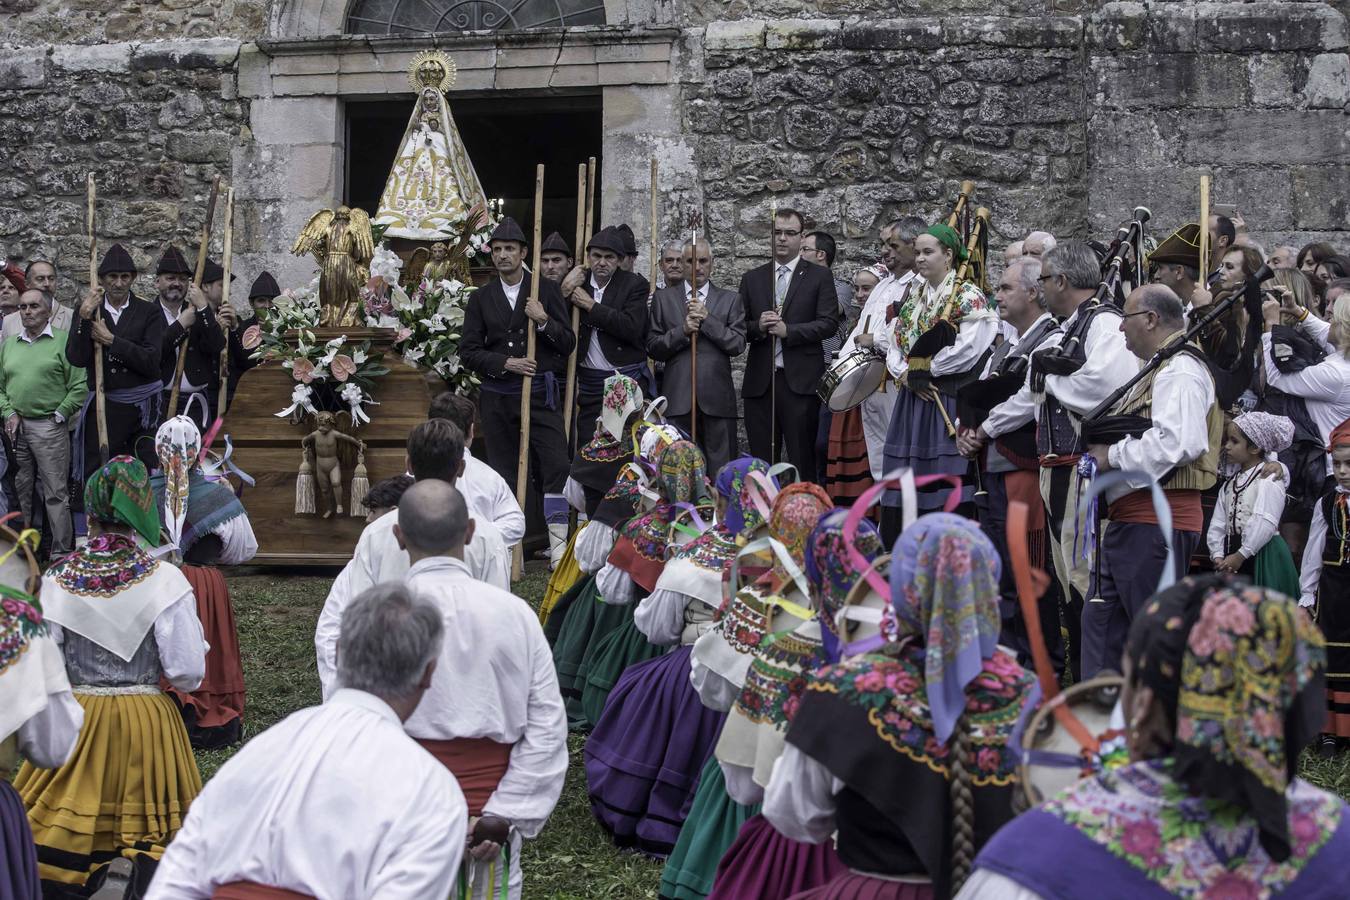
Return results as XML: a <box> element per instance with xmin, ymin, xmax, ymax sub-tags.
<box><xmin>216</xmin><ymin>187</ymin><xmax>235</xmax><ymax>420</ymax></box>
<box><xmin>168</xmin><ymin>174</ymin><xmax>222</xmax><ymax>415</ymax></box>
<box><xmin>768</xmin><ymin>199</ymin><xmax>778</xmax><ymax>464</ymax></box>
<box><xmin>1199</xmin><ymin>174</ymin><xmax>1211</xmax><ymax>277</ymax></box>
<box><xmin>689</xmin><ymin>212</ymin><xmax>702</xmax><ymax>445</ymax></box>
<box><xmin>562</xmin><ymin>162</ymin><xmax>587</xmax><ymax>443</ymax></box>
<box><xmin>512</xmin><ymin>164</ymin><xmax>546</xmax><ymax>576</ymax></box>
<box><xmin>647</xmin><ymin>158</ymin><xmax>659</xmax><ymax>387</ymax></box>
<box><xmin>86</xmin><ymin>174</ymin><xmax>110</xmax><ymax>464</ymax></box>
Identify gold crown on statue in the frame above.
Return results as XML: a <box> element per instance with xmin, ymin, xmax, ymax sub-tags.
<box><xmin>408</xmin><ymin>50</ymin><xmax>457</xmax><ymax>93</ymax></box>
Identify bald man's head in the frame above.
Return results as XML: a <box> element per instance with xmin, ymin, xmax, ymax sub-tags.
<box><xmin>395</xmin><ymin>480</ymin><xmax>472</xmax><ymax>559</ymax></box>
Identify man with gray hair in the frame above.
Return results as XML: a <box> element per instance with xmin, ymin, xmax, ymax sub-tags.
<box><xmin>148</xmin><ymin>583</ymin><xmax>466</xmax><ymax>898</ymax></box>
<box><xmin>957</xmin><ymin>256</ymin><xmax>1065</xmax><ymax>673</ymax></box>
<box><xmin>1022</xmin><ymin>231</ymin><xmax>1056</xmax><ymax>258</ymax></box>
<box><xmin>1082</xmin><ymin>283</ymin><xmax>1218</xmax><ymax>678</ymax></box>
<box><xmin>397</xmin><ymin>480</ymin><xmax>567</xmax><ymax>900</ymax></box>
<box><xmin>0</xmin><ymin>289</ymin><xmax>86</xmax><ymax>555</ymax></box>
<box><xmin>837</xmin><ymin>215</ymin><xmax>926</xmax><ymax>479</ymax></box>
<box><xmin>2</xmin><ymin>261</ymin><xmax>71</xmax><ymax>340</ymax></box>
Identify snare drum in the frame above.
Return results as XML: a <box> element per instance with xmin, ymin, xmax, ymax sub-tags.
<box><xmin>817</xmin><ymin>349</ymin><xmax>887</xmax><ymax>412</ymax></box>
<box><xmin>1017</xmin><ymin>674</ymin><xmax>1126</xmax><ymax>807</ymax></box>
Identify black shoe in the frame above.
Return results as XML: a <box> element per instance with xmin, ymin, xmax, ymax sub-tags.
<box><xmin>1320</xmin><ymin>735</ymin><xmax>1337</xmax><ymax>759</ymax></box>
<box><xmin>88</xmin><ymin>858</ymin><xmax>133</xmax><ymax>900</ymax></box>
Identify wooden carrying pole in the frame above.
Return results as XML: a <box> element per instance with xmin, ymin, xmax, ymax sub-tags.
<box><xmin>1199</xmin><ymin>175</ymin><xmax>1211</xmax><ymax>278</ymax></box>
<box><xmin>562</xmin><ymin>162</ymin><xmax>587</xmax><ymax>443</ymax></box>
<box><xmin>87</xmin><ymin>174</ymin><xmax>109</xmax><ymax>464</ymax></box>
<box><xmin>513</xmin><ymin>164</ymin><xmax>546</xmax><ymax>576</ymax></box>
<box><xmin>768</xmin><ymin>200</ymin><xmax>777</xmax><ymax>464</ymax></box>
<box><xmin>647</xmin><ymin>158</ymin><xmax>659</xmax><ymax>390</ymax></box>
<box><xmin>216</xmin><ymin>187</ymin><xmax>235</xmax><ymax>420</ymax></box>
<box><xmin>168</xmin><ymin>174</ymin><xmax>222</xmax><ymax>415</ymax></box>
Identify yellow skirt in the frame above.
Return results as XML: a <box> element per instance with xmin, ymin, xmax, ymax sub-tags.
<box><xmin>13</xmin><ymin>690</ymin><xmax>202</xmax><ymax>887</ymax></box>
<box><xmin>540</xmin><ymin>525</ymin><xmax>585</xmax><ymax>626</ymax></box>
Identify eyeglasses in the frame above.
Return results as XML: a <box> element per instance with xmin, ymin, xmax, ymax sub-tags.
<box><xmin>773</xmin><ymin>229</ymin><xmax>801</xmax><ymax>238</ymax></box>
<box><xmin>1036</xmin><ymin>274</ymin><xmax>1059</xmax><ymax>283</ymax></box>
<box><xmin>1119</xmin><ymin>309</ymin><xmax>1156</xmax><ymax>320</ymax></box>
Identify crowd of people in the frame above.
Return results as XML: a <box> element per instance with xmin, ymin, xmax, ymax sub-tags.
<box><xmin>3</xmin><ymin>199</ymin><xmax>1350</xmax><ymax>900</ymax></box>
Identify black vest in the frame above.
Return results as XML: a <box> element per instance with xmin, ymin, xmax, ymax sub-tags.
<box><xmin>1035</xmin><ymin>302</ymin><xmax>1121</xmax><ymax>459</ymax></box>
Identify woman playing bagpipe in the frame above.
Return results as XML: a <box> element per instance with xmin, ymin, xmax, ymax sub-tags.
<box><xmin>877</xmin><ymin>217</ymin><xmax>997</xmax><ymax>543</ymax></box>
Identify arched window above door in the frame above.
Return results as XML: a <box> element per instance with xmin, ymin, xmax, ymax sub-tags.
<box><xmin>346</xmin><ymin>0</ymin><xmax>606</xmax><ymax>35</ymax></box>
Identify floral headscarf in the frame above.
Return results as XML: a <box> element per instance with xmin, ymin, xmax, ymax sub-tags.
<box><xmin>715</xmin><ymin>456</ymin><xmax>771</xmax><ymax>538</ymax></box>
<box><xmin>806</xmin><ymin>508</ymin><xmax>884</xmax><ymax>664</ymax></box>
<box><xmin>889</xmin><ymin>512</ymin><xmax>1002</xmax><ymax>746</ymax></box>
<box><xmin>1234</xmin><ymin>411</ymin><xmax>1294</xmax><ymax>456</ymax></box>
<box><xmin>1125</xmin><ymin>575</ymin><xmax>1326</xmax><ymax>861</ymax></box>
<box><xmin>155</xmin><ymin>415</ymin><xmax>202</xmax><ymax>550</ymax></box>
<box><xmin>596</xmin><ymin>374</ymin><xmax>643</xmax><ymax>445</ymax></box>
<box><xmin>85</xmin><ymin>456</ymin><xmax>161</xmax><ymax>546</ymax></box>
<box><xmin>657</xmin><ymin>440</ymin><xmax>711</xmax><ymax>506</ymax></box>
<box><xmin>766</xmin><ymin>483</ymin><xmax>832</xmax><ymax>588</ymax></box>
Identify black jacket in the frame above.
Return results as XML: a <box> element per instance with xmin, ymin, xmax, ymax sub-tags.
<box><xmin>461</xmin><ymin>275</ymin><xmax>576</xmax><ymax>382</ymax></box>
<box><xmin>573</xmin><ymin>268</ymin><xmax>649</xmax><ymax>370</ymax></box>
<box><xmin>739</xmin><ymin>257</ymin><xmax>840</xmax><ymax>397</ymax></box>
<box><xmin>225</xmin><ymin>314</ymin><xmax>261</xmax><ymax>406</ymax></box>
<box><xmin>647</xmin><ymin>282</ymin><xmax>746</xmax><ymax>418</ymax></box>
<box><xmin>158</xmin><ymin>299</ymin><xmax>227</xmax><ymax>391</ymax></box>
<box><xmin>66</xmin><ymin>293</ymin><xmax>167</xmax><ymax>392</ymax></box>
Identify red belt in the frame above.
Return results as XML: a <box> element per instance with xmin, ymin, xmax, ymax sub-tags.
<box><xmin>1107</xmin><ymin>488</ymin><xmax>1202</xmax><ymax>533</ymax></box>
<box><xmin>213</xmin><ymin>883</ymin><xmax>314</xmax><ymax>900</ymax></box>
<box><xmin>416</xmin><ymin>737</ymin><xmax>514</xmax><ymax>817</ymax></box>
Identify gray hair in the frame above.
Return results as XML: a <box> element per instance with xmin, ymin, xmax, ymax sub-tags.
<box><xmin>398</xmin><ymin>480</ymin><xmax>469</xmax><ymax>554</ymax></box>
<box><xmin>661</xmin><ymin>241</ymin><xmax>685</xmax><ymax>257</ymax></box>
<box><xmin>1008</xmin><ymin>257</ymin><xmax>1045</xmax><ymax>309</ymax></box>
<box><xmin>1133</xmin><ymin>283</ymin><xmax>1185</xmax><ymax>328</ymax></box>
<box><xmin>337</xmin><ymin>583</ymin><xmax>444</xmax><ymax>698</ymax></box>
<box><xmin>18</xmin><ymin>289</ymin><xmax>51</xmax><ymax>311</ymax></box>
<box><xmin>1042</xmin><ymin>241</ymin><xmax>1102</xmax><ymax>290</ymax></box>
<box><xmin>1025</xmin><ymin>231</ymin><xmax>1057</xmax><ymax>252</ymax></box>
<box><xmin>884</xmin><ymin>215</ymin><xmax>927</xmax><ymax>245</ymax></box>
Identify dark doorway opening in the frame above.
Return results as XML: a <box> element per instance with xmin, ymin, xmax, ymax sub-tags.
<box><xmin>345</xmin><ymin>92</ymin><xmax>603</xmax><ymax>242</ymax></box>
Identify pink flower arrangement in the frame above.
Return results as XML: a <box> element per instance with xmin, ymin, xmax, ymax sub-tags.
<box><xmin>330</xmin><ymin>354</ymin><xmax>357</xmax><ymax>382</ymax></box>
<box><xmin>291</xmin><ymin>358</ymin><xmax>316</xmax><ymax>383</ymax></box>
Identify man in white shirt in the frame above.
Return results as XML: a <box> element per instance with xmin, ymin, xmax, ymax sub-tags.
<box><xmin>315</xmin><ymin>419</ymin><xmax>510</xmax><ymax>696</ymax></box>
<box><xmin>398</xmin><ymin>480</ymin><xmax>568</xmax><ymax>900</ymax></box>
<box><xmin>149</xmin><ymin>583</ymin><xmax>466</xmax><ymax>899</ymax></box>
<box><xmin>428</xmin><ymin>390</ymin><xmax>526</xmax><ymax>545</ymax></box>
<box><xmin>1084</xmin><ymin>284</ymin><xmax>1219</xmax><ymax>679</ymax></box>
<box><xmin>839</xmin><ymin>216</ymin><xmax>925</xmax><ymax>479</ymax></box>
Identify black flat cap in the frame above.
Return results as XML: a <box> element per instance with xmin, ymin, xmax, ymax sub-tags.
<box><xmin>489</xmin><ymin>217</ymin><xmax>529</xmax><ymax>246</ymax></box>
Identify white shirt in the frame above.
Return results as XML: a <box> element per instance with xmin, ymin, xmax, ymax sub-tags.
<box><xmin>501</xmin><ymin>276</ymin><xmax>523</xmax><ymax>310</ymax></box>
<box><xmin>1300</xmin><ymin>486</ymin><xmax>1348</xmax><ymax>608</ymax></box>
<box><xmin>462</xmin><ymin>449</ymin><xmax>526</xmax><ymax>545</ymax></box>
<box><xmin>839</xmin><ymin>270</ymin><xmax>912</xmax><ymax>358</ymax></box>
<box><xmin>146</xmin><ymin>689</ymin><xmax>466</xmax><ymax>900</ymax></box>
<box><xmin>1206</xmin><ymin>467</ymin><xmax>1286</xmax><ymax>561</ymax></box>
<box><xmin>574</xmin><ymin>521</ymin><xmax>617</xmax><ymax>574</ymax></box>
<box><xmin>314</xmin><ymin>506</ymin><xmax>510</xmax><ymax>698</ymax></box>
<box><xmin>582</xmin><ymin>275</ymin><xmax>616</xmax><ymax>371</ymax></box>
<box><xmin>1105</xmin><ymin>350</ymin><xmax>1214</xmax><ymax>504</ymax></box>
<box><xmin>983</xmin><ymin>315</ymin><xmax>1065</xmax><ymax>438</ymax></box>
<box><xmin>955</xmin><ymin>871</ymin><xmax>1045</xmax><ymax>900</ymax></box>
<box><xmin>212</xmin><ymin>515</ymin><xmax>260</xmax><ymax>566</ymax></box>
<box><xmin>1043</xmin><ymin>307</ymin><xmax>1138</xmax><ymax>416</ymax></box>
<box><xmin>161</xmin><ymin>300</ymin><xmax>205</xmax><ymax>392</ymax></box>
<box><xmin>404</xmin><ymin>556</ymin><xmax>567</xmax><ymax>839</ymax></box>
<box><xmin>1263</xmin><ymin>333</ymin><xmax>1350</xmax><ymax>475</ymax></box>
<box><xmin>762</xmin><ymin>745</ymin><xmax>841</xmax><ymax>845</ymax></box>
<box><xmin>17</xmin><ymin>322</ymin><xmax>54</xmax><ymax>344</ymax></box>
<box><xmin>103</xmin><ymin>298</ymin><xmax>128</xmax><ymax>325</ymax></box>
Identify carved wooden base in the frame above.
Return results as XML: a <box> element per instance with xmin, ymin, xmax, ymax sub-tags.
<box><xmin>226</xmin><ymin>332</ymin><xmax>431</xmax><ymax>567</ymax></box>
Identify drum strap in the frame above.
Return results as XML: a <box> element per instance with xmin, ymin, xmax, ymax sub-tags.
<box><xmin>842</xmin><ymin>470</ymin><xmax>963</xmax><ymax>599</ymax></box>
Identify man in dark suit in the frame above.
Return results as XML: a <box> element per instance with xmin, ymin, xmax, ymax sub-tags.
<box><xmin>461</xmin><ymin>217</ymin><xmax>576</xmax><ymax>563</ymax></box>
<box><xmin>67</xmin><ymin>243</ymin><xmax>168</xmax><ymax>480</ymax></box>
<box><xmin>156</xmin><ymin>245</ymin><xmax>226</xmax><ymax>429</ymax></box>
<box><xmin>559</xmin><ymin>226</ymin><xmax>651</xmax><ymax>449</ymax></box>
<box><xmin>739</xmin><ymin>207</ymin><xmax>840</xmax><ymax>474</ymax></box>
<box><xmin>648</xmin><ymin>238</ymin><xmax>746</xmax><ymax>473</ymax></box>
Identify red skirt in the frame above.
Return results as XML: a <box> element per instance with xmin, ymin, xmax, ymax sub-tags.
<box><xmin>166</xmin><ymin>565</ymin><xmax>245</xmax><ymax>730</ymax></box>
<box><xmin>787</xmin><ymin>872</ymin><xmax>934</xmax><ymax>900</ymax></box>
<box><xmin>824</xmin><ymin>408</ymin><xmax>873</xmax><ymax>507</ymax></box>
<box><xmin>214</xmin><ymin>884</ymin><xmax>314</xmax><ymax>899</ymax></box>
<box><xmin>417</xmin><ymin>737</ymin><xmax>514</xmax><ymax>817</ymax></box>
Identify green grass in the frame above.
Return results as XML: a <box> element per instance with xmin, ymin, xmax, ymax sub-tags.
<box><xmin>209</xmin><ymin>564</ymin><xmax>662</xmax><ymax>899</ymax></box>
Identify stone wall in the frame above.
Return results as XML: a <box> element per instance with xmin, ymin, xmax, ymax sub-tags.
<box><xmin>0</xmin><ymin>40</ymin><xmax>246</xmax><ymax>302</ymax></box>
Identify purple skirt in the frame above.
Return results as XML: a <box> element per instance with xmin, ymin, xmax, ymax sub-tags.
<box><xmin>881</xmin><ymin>387</ymin><xmax>969</xmax><ymax>511</ymax></box>
<box><xmin>585</xmin><ymin>645</ymin><xmax>727</xmax><ymax>856</ymax></box>
<box><xmin>706</xmin><ymin>814</ymin><xmax>847</xmax><ymax>900</ymax></box>
<box><xmin>1</xmin><ymin>780</ymin><xmax>40</xmax><ymax>900</ymax></box>
<box><xmin>787</xmin><ymin>873</ymin><xmax>934</xmax><ymax>900</ymax></box>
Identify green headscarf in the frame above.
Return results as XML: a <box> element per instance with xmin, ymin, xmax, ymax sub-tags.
<box><xmin>924</xmin><ymin>222</ymin><xmax>968</xmax><ymax>263</ymax></box>
<box><xmin>84</xmin><ymin>456</ymin><xmax>162</xmax><ymax>546</ymax></box>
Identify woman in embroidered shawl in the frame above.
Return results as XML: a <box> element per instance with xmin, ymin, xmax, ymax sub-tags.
<box><xmin>14</xmin><ymin>457</ymin><xmax>206</xmax><ymax>891</ymax></box>
<box><xmin>876</xmin><ymin>224</ymin><xmax>996</xmax><ymax>542</ymax></box>
<box><xmin>585</xmin><ymin>457</ymin><xmax>771</xmax><ymax>857</ymax></box>
<box><xmin>550</xmin><ymin>422</ymin><xmax>682</xmax><ymax>728</ymax></box>
<box><xmin>151</xmin><ymin>415</ymin><xmax>258</xmax><ymax>750</ymax></box>
<box><xmin>764</xmin><ymin>512</ymin><xmax>1033</xmax><ymax>900</ymax></box>
<box><xmin>965</xmin><ymin>575</ymin><xmax>1348</xmax><ymax>900</ymax></box>
<box><xmin>580</xmin><ymin>440</ymin><xmax>716</xmax><ymax>726</ymax></box>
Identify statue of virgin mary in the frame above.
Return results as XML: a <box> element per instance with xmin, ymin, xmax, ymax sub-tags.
<box><xmin>374</xmin><ymin>51</ymin><xmax>488</xmax><ymax>241</ymax></box>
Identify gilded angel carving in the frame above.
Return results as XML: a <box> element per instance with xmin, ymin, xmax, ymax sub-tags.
<box><xmin>291</xmin><ymin>206</ymin><xmax>375</xmax><ymax>327</ymax></box>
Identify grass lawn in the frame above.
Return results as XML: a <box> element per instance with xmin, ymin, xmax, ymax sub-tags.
<box><xmin>209</xmin><ymin>567</ymin><xmax>1350</xmax><ymax>899</ymax></box>
<box><xmin>213</xmin><ymin>566</ymin><xmax>663</xmax><ymax>899</ymax></box>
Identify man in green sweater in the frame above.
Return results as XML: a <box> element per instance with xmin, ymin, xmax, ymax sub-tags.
<box><xmin>0</xmin><ymin>289</ymin><xmax>87</xmax><ymax>555</ymax></box>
